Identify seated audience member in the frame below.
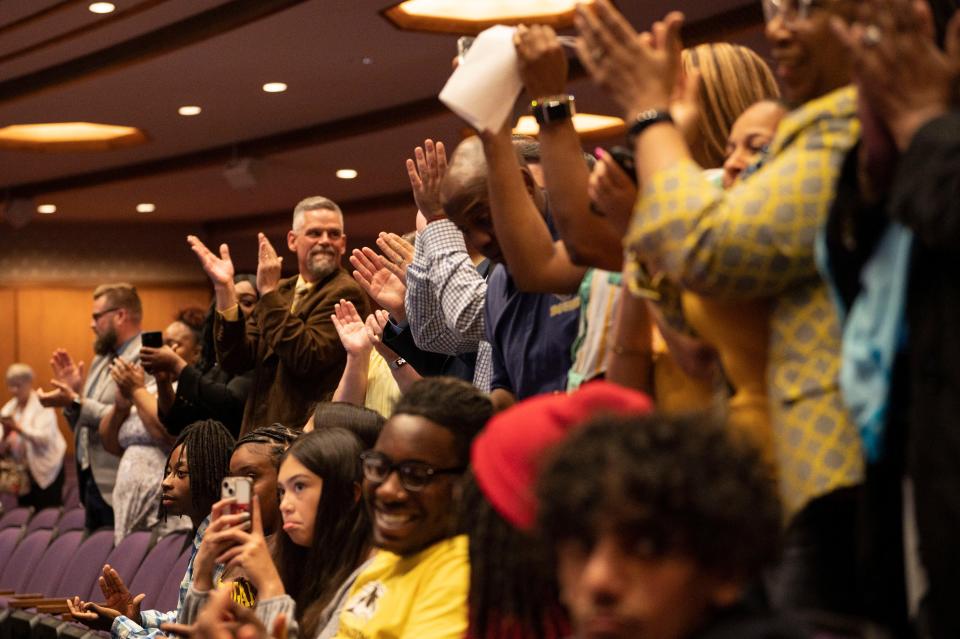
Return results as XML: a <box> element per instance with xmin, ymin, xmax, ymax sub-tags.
<box><xmin>99</xmin><ymin>355</ymin><xmax>172</xmax><ymax>543</ymax></box>
<box><xmin>350</xmin><ymin>232</ymin><xmax>481</xmax><ymax>384</ymax></box>
<box><xmin>188</xmin><ymin>195</ymin><xmax>368</xmax><ymax>435</ymax></box>
<box><xmin>182</xmin><ymin>428</ymin><xmax>371</xmax><ymax>639</ymax></box>
<box><xmin>575</xmin><ymin>0</ymin><xmax>864</xmax><ymax>615</ymax></box>
<box><xmin>537</xmin><ymin>412</ymin><xmax>800</xmax><ymax>639</ymax></box>
<box><xmin>68</xmin><ymin>419</ymin><xmax>235</xmax><ymax>638</ymax></box>
<box><xmin>144</xmin><ymin>276</ymin><xmax>258</xmax><ymax>438</ymax></box>
<box><xmin>39</xmin><ymin>282</ymin><xmax>144</xmax><ymax>531</ymax></box>
<box><xmin>0</xmin><ymin>363</ymin><xmax>66</xmax><ymax>509</ymax></box>
<box><xmin>303</xmin><ymin>401</ymin><xmax>385</xmax><ymax>450</ymax></box>
<box><xmin>436</xmin><ymin>136</ymin><xmax>581</xmax><ymax>409</ymax></box>
<box><xmin>465</xmin><ymin>381</ymin><xmax>653</xmax><ymax>639</ymax></box>
<box><xmin>331</xmin><ymin>299</ymin><xmax>421</xmax><ymax>417</ymax></box>
<box><xmin>404</xmin><ymin>139</ymin><xmax>495</xmax><ymax>392</ymax></box>
<box><xmin>823</xmin><ymin>2</ymin><xmax>960</xmax><ymax>635</ymax></box>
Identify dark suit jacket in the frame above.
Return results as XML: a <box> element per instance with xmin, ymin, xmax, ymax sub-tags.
<box><xmin>215</xmin><ymin>269</ymin><xmax>368</xmax><ymax>435</ymax></box>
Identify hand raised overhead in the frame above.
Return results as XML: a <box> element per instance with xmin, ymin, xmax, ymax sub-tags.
<box><xmin>514</xmin><ymin>24</ymin><xmax>569</xmax><ymax>98</ymax></box>
<box><xmin>406</xmin><ymin>139</ymin><xmax>448</xmax><ymax>222</ymax></box>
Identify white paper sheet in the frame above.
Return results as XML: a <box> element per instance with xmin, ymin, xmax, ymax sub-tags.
<box><xmin>439</xmin><ymin>25</ymin><xmax>523</xmax><ymax>134</ymax></box>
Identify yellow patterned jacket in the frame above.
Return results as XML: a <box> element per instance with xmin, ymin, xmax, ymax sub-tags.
<box><xmin>626</xmin><ymin>86</ymin><xmax>864</xmax><ymax>516</ymax></box>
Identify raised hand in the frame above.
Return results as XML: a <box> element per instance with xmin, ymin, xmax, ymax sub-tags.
<box><xmin>256</xmin><ymin>233</ymin><xmax>283</xmax><ymax>295</ymax></box>
<box><xmin>575</xmin><ymin>0</ymin><xmax>683</xmax><ymax>118</ymax></box>
<box><xmin>188</xmin><ymin>236</ymin><xmax>236</xmax><ymax>288</ymax></box>
<box><xmin>140</xmin><ymin>345</ymin><xmax>187</xmax><ymax>378</ymax></box>
<box><xmin>514</xmin><ymin>24</ymin><xmax>569</xmax><ymax>99</ymax></box>
<box><xmin>832</xmin><ymin>0</ymin><xmax>960</xmax><ymax>150</ymax></box>
<box><xmin>588</xmin><ymin>149</ymin><xmax>638</xmax><ymax>234</ymax></box>
<box><xmin>51</xmin><ymin>349</ymin><xmax>85</xmax><ymax>393</ymax></box>
<box><xmin>97</xmin><ymin>564</ymin><xmax>145</xmax><ymax>623</ymax></box>
<box><xmin>405</xmin><ymin>139</ymin><xmax>448</xmax><ymax>222</ymax></box>
<box><xmin>331</xmin><ymin>300</ymin><xmax>374</xmax><ymax>357</ymax></box>
<box><xmin>349</xmin><ymin>247</ymin><xmax>406</xmax><ymax>321</ymax></box>
<box><xmin>37</xmin><ymin>379</ymin><xmax>80</xmax><ymax>408</ymax></box>
<box><xmin>376</xmin><ymin>232</ymin><xmax>415</xmax><ymax>284</ymax></box>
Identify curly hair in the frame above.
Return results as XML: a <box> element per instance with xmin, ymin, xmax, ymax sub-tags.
<box><xmin>537</xmin><ymin>413</ymin><xmax>781</xmax><ymax>581</ymax></box>
<box><xmin>460</xmin><ymin>471</ymin><xmax>568</xmax><ymax>639</ymax></box>
<box><xmin>391</xmin><ymin>377</ymin><xmax>493</xmax><ymax>464</ymax></box>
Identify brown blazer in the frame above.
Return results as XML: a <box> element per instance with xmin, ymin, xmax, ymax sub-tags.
<box><xmin>215</xmin><ymin>268</ymin><xmax>369</xmax><ymax>436</ymax></box>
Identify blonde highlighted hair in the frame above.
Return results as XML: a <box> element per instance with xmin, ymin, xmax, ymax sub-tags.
<box><xmin>682</xmin><ymin>43</ymin><xmax>780</xmax><ymax>168</ymax></box>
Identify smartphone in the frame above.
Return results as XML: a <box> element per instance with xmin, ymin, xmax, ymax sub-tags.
<box><xmin>457</xmin><ymin>36</ymin><xmax>475</xmax><ymax>64</ymax></box>
<box><xmin>141</xmin><ymin>331</ymin><xmax>163</xmax><ymax>348</ymax></box>
<box><xmin>221</xmin><ymin>477</ymin><xmax>253</xmax><ymax>516</ymax></box>
<box><xmin>606</xmin><ymin>146</ymin><xmax>638</xmax><ymax>184</ymax></box>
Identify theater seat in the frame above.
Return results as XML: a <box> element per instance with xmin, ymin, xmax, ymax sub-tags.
<box><xmin>24</xmin><ymin>508</ymin><xmax>61</xmax><ymax>534</ymax></box>
<box><xmin>126</xmin><ymin>531</ymin><xmax>190</xmax><ymax>611</ymax></box>
<box><xmin>55</xmin><ymin>508</ymin><xmax>85</xmax><ymax>534</ymax></box>
<box><xmin>0</xmin><ymin>508</ymin><xmax>31</xmax><ymax>532</ymax></box>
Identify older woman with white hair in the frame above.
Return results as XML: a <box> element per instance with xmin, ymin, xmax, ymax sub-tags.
<box><xmin>1</xmin><ymin>363</ymin><xmax>66</xmax><ymax>509</ymax></box>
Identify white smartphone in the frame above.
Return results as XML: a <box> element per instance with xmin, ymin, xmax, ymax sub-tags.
<box><xmin>221</xmin><ymin>477</ymin><xmax>253</xmax><ymax>516</ymax></box>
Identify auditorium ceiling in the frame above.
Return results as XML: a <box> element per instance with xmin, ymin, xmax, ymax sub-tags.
<box><xmin>0</xmin><ymin>0</ymin><xmax>768</xmax><ymax>241</ymax></box>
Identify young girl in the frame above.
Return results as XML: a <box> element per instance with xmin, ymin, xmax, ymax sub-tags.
<box><xmin>182</xmin><ymin>427</ymin><xmax>372</xmax><ymax>639</ymax></box>
<box><xmin>67</xmin><ymin>419</ymin><xmax>235</xmax><ymax>635</ymax></box>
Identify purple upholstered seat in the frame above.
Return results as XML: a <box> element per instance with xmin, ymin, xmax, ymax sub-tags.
<box><xmin>0</xmin><ymin>529</ymin><xmax>83</xmax><ymax>607</ymax></box>
<box><xmin>153</xmin><ymin>545</ymin><xmax>193</xmax><ymax>613</ymax></box>
<box><xmin>51</xmin><ymin>529</ymin><xmax>115</xmax><ymax>599</ymax></box>
<box><xmin>0</xmin><ymin>494</ymin><xmax>16</xmax><ymax>515</ymax></box>
<box><xmin>24</xmin><ymin>508</ymin><xmax>61</xmax><ymax>534</ymax></box>
<box><xmin>0</xmin><ymin>529</ymin><xmax>52</xmax><ymax>591</ymax></box>
<box><xmin>56</xmin><ymin>508</ymin><xmax>85</xmax><ymax>534</ymax></box>
<box><xmin>128</xmin><ymin>531</ymin><xmax>189</xmax><ymax>610</ymax></box>
<box><xmin>85</xmin><ymin>530</ymin><xmax>152</xmax><ymax>601</ymax></box>
<box><xmin>61</xmin><ymin>483</ymin><xmax>80</xmax><ymax>510</ymax></box>
<box><xmin>0</xmin><ymin>508</ymin><xmax>31</xmax><ymax>531</ymax></box>
<box><xmin>0</xmin><ymin>529</ymin><xmax>22</xmax><ymax>580</ymax></box>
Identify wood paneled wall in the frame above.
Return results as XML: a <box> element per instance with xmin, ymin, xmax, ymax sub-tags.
<box><xmin>1</xmin><ymin>285</ymin><xmax>212</xmax><ymax>453</ymax></box>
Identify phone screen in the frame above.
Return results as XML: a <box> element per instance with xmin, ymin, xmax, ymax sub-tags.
<box><xmin>141</xmin><ymin>331</ymin><xmax>163</xmax><ymax>348</ymax></box>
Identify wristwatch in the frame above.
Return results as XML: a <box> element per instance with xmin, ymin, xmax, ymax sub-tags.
<box><xmin>389</xmin><ymin>357</ymin><xmax>407</xmax><ymax>371</ymax></box>
<box><xmin>531</xmin><ymin>95</ymin><xmax>576</xmax><ymax>125</ymax></box>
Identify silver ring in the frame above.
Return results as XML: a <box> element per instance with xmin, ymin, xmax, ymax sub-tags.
<box><xmin>862</xmin><ymin>24</ymin><xmax>881</xmax><ymax>47</ymax></box>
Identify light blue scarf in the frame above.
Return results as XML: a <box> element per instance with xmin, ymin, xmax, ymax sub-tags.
<box><xmin>817</xmin><ymin>222</ymin><xmax>913</xmax><ymax>462</ymax></box>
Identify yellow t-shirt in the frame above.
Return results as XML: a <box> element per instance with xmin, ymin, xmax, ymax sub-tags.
<box><xmin>334</xmin><ymin>535</ymin><xmax>469</xmax><ymax>639</ymax></box>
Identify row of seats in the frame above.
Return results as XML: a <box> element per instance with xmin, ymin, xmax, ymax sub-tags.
<box><xmin>0</xmin><ymin>507</ymin><xmax>191</xmax><ymax>639</ymax></box>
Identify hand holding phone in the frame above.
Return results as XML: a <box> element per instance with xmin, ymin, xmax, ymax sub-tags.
<box><xmin>221</xmin><ymin>477</ymin><xmax>254</xmax><ymax>517</ymax></box>
<box><xmin>141</xmin><ymin>331</ymin><xmax>163</xmax><ymax>349</ymax></box>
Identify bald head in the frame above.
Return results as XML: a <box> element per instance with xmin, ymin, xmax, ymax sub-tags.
<box><xmin>440</xmin><ymin>136</ymin><xmax>489</xmax><ymax>222</ymax></box>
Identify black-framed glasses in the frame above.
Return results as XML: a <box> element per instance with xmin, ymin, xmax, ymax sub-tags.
<box><xmin>360</xmin><ymin>450</ymin><xmax>465</xmax><ymax>492</ymax></box>
<box><xmin>91</xmin><ymin>307</ymin><xmax>120</xmax><ymax>322</ymax></box>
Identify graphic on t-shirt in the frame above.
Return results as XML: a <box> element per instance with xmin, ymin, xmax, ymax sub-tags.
<box><xmin>344</xmin><ymin>581</ymin><xmax>387</xmax><ymax>621</ymax></box>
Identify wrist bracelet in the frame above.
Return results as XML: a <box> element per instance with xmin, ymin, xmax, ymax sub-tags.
<box><xmin>626</xmin><ymin>109</ymin><xmax>673</xmax><ymax>144</ymax></box>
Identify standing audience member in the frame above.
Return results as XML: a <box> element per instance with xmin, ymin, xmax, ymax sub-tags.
<box><xmin>537</xmin><ymin>413</ymin><xmax>798</xmax><ymax>639</ymax></box>
<box><xmin>68</xmin><ymin>419</ymin><xmax>235</xmax><ymax>639</ymax></box>
<box><xmin>575</xmin><ymin>0</ymin><xmax>864</xmax><ymax>616</ymax></box>
<box><xmin>39</xmin><ymin>283</ymin><xmax>145</xmax><ymax>531</ymax></box>
<box><xmin>824</xmin><ymin>1</ymin><xmax>960</xmax><ymax>635</ymax></box>
<box><xmin>0</xmin><ymin>363</ymin><xmax>66</xmax><ymax>510</ymax></box>
<box><xmin>188</xmin><ymin>196</ymin><xmax>368</xmax><ymax>435</ymax></box>
<box><xmin>465</xmin><ymin>382</ymin><xmax>653</xmax><ymax>639</ymax></box>
<box><xmin>145</xmin><ymin>276</ymin><xmax>258</xmax><ymax>438</ymax></box>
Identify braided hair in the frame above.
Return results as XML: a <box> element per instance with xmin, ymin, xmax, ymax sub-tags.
<box><xmin>460</xmin><ymin>471</ymin><xmax>568</xmax><ymax>639</ymax></box>
<box><xmin>233</xmin><ymin>423</ymin><xmax>299</xmax><ymax>466</ymax></box>
<box><xmin>168</xmin><ymin>419</ymin><xmax>235</xmax><ymax>520</ymax></box>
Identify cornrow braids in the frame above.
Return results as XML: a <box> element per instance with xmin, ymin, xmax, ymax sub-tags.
<box><xmin>234</xmin><ymin>423</ymin><xmax>300</xmax><ymax>469</ymax></box>
<box><xmin>172</xmin><ymin>419</ymin><xmax>235</xmax><ymax>518</ymax></box>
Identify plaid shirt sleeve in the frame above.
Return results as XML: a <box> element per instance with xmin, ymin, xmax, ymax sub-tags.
<box><xmin>627</xmin><ymin>87</ymin><xmax>859</xmax><ymax>300</ymax></box>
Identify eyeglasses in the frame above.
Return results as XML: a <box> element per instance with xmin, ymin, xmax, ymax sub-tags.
<box><xmin>360</xmin><ymin>451</ymin><xmax>465</xmax><ymax>492</ymax></box>
<box><xmin>761</xmin><ymin>0</ymin><xmax>824</xmax><ymax>24</ymax></box>
<box><xmin>91</xmin><ymin>307</ymin><xmax>120</xmax><ymax>322</ymax></box>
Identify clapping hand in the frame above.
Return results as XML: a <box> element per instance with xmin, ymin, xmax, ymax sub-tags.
<box><xmin>375</xmin><ymin>233</ymin><xmax>415</xmax><ymax>284</ymax></box>
<box><xmin>349</xmin><ymin>247</ymin><xmax>406</xmax><ymax>321</ymax></box>
<box><xmin>256</xmin><ymin>233</ymin><xmax>283</xmax><ymax>296</ymax></box>
<box><xmin>188</xmin><ymin>236</ymin><xmax>236</xmax><ymax>289</ymax></box>
<box><xmin>406</xmin><ymin>139</ymin><xmax>448</xmax><ymax>222</ymax></box>
<box><xmin>51</xmin><ymin>349</ymin><xmax>84</xmax><ymax>393</ymax></box>
<box><xmin>331</xmin><ymin>300</ymin><xmax>374</xmax><ymax>357</ymax></box>
<box><xmin>110</xmin><ymin>359</ymin><xmax>146</xmax><ymax>398</ymax></box>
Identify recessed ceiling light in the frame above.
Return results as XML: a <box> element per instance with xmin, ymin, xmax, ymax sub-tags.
<box><xmin>178</xmin><ymin>105</ymin><xmax>202</xmax><ymax>116</ymax></box>
<box><xmin>513</xmin><ymin>113</ymin><xmax>625</xmax><ymax>139</ymax></box>
<box><xmin>0</xmin><ymin>122</ymin><xmax>146</xmax><ymax>151</ymax></box>
<box><xmin>383</xmin><ymin>0</ymin><xmax>594</xmax><ymax>34</ymax></box>
<box><xmin>362</xmin><ymin>57</ymin><xmax>374</xmax><ymax>65</ymax></box>
<box><xmin>336</xmin><ymin>169</ymin><xmax>358</xmax><ymax>180</ymax></box>
<box><xmin>88</xmin><ymin>2</ymin><xmax>116</xmax><ymax>14</ymax></box>
<box><xmin>136</xmin><ymin>203</ymin><xmax>156</xmax><ymax>213</ymax></box>
<box><xmin>262</xmin><ymin>82</ymin><xmax>288</xmax><ymax>93</ymax></box>
<box><xmin>37</xmin><ymin>204</ymin><xmax>57</xmax><ymax>214</ymax></box>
